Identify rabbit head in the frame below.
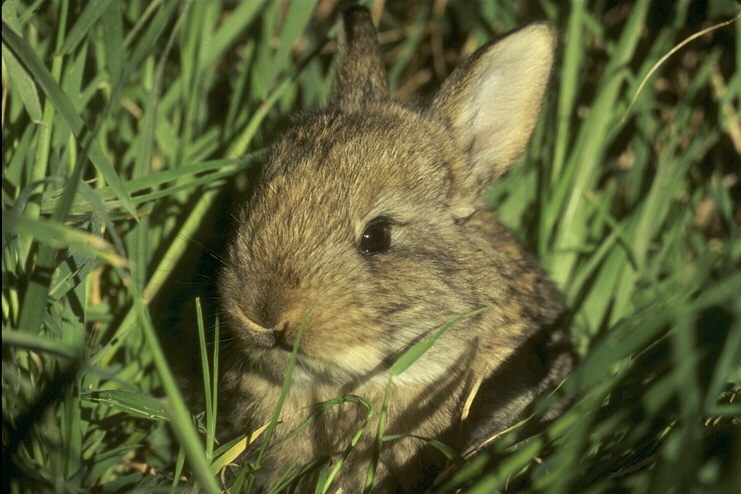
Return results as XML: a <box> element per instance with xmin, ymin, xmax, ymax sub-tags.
<box><xmin>219</xmin><ymin>7</ymin><xmax>562</xmax><ymax>390</ymax></box>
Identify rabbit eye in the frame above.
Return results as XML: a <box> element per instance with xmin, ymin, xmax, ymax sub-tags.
<box><xmin>359</xmin><ymin>219</ymin><xmax>392</xmax><ymax>255</ymax></box>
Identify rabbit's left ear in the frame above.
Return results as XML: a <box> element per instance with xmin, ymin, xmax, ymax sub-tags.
<box><xmin>331</xmin><ymin>6</ymin><xmax>389</xmax><ymax>104</ymax></box>
<box><xmin>431</xmin><ymin>24</ymin><xmax>556</xmax><ymax>215</ymax></box>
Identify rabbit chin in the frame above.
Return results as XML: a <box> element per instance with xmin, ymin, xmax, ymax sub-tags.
<box><xmin>260</xmin><ymin>338</ymin><xmax>471</xmax><ymax>392</ymax></box>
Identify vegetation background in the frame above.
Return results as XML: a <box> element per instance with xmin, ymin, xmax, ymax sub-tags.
<box><xmin>3</xmin><ymin>1</ymin><xmax>739</xmax><ymax>492</ymax></box>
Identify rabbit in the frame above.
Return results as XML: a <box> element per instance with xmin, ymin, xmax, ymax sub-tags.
<box><xmin>216</xmin><ymin>6</ymin><xmax>574</xmax><ymax>493</ymax></box>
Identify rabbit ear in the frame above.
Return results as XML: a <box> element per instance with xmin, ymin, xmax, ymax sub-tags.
<box><xmin>431</xmin><ymin>24</ymin><xmax>556</xmax><ymax>216</ymax></box>
<box><xmin>331</xmin><ymin>6</ymin><xmax>389</xmax><ymax>104</ymax></box>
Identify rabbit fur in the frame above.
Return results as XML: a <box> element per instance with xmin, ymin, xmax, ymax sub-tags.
<box><xmin>216</xmin><ymin>6</ymin><xmax>573</xmax><ymax>493</ymax></box>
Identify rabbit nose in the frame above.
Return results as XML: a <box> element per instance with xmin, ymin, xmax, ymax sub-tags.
<box><xmin>235</xmin><ymin>306</ymin><xmax>279</xmax><ymax>348</ymax></box>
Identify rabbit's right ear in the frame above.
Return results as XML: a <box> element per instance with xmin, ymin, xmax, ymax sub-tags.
<box><xmin>431</xmin><ymin>24</ymin><xmax>556</xmax><ymax>218</ymax></box>
<box><xmin>331</xmin><ymin>6</ymin><xmax>389</xmax><ymax>104</ymax></box>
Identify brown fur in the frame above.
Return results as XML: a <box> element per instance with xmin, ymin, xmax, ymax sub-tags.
<box><xmin>217</xmin><ymin>6</ymin><xmax>573</xmax><ymax>492</ymax></box>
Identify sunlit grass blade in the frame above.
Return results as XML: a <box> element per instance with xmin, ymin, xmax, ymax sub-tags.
<box><xmin>389</xmin><ymin>307</ymin><xmax>489</xmax><ymax>376</ymax></box>
<box><xmin>209</xmin><ymin>428</ymin><xmax>264</xmax><ymax>476</ymax></box>
<box><xmin>5</xmin><ymin>214</ymin><xmax>128</xmax><ymax>267</ymax></box>
<box><xmin>549</xmin><ymin>1</ymin><xmax>650</xmax><ymax>287</ymax></box>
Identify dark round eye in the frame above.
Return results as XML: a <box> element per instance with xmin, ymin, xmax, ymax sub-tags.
<box><xmin>358</xmin><ymin>219</ymin><xmax>392</xmax><ymax>255</ymax></box>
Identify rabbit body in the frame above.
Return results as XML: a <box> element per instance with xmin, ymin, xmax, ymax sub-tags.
<box><xmin>217</xmin><ymin>7</ymin><xmax>573</xmax><ymax>493</ymax></box>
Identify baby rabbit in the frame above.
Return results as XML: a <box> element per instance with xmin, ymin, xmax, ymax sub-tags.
<box><xmin>217</xmin><ymin>6</ymin><xmax>573</xmax><ymax>492</ymax></box>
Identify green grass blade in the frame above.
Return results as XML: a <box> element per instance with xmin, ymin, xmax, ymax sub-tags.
<box><xmin>1</xmin><ymin>40</ymin><xmax>43</xmax><ymax>121</ymax></box>
<box><xmin>204</xmin><ymin>1</ymin><xmax>264</xmax><ymax>66</ymax></box>
<box><xmin>2</xmin><ymin>329</ymin><xmax>79</xmax><ymax>361</ymax></box>
<box><xmin>255</xmin><ymin>315</ymin><xmax>307</xmax><ymax>464</ymax></box>
<box><xmin>58</xmin><ymin>1</ymin><xmax>112</xmax><ymax>56</ymax></box>
<box><xmin>269</xmin><ymin>1</ymin><xmax>318</xmax><ymax>84</ymax></box>
<box><xmin>389</xmin><ymin>308</ymin><xmax>489</xmax><ymax>376</ymax></box>
<box><xmin>195</xmin><ymin>298</ymin><xmax>214</xmax><ymax>458</ymax></box>
<box><xmin>549</xmin><ymin>1</ymin><xmax>650</xmax><ymax>287</ymax></box>
<box><xmin>5</xmin><ymin>214</ymin><xmax>127</xmax><ymax>267</ymax></box>
<box><xmin>1</xmin><ymin>23</ymin><xmax>137</xmax><ymax>218</ymax></box>
<box><xmin>127</xmin><ymin>275</ymin><xmax>221</xmax><ymax>494</ymax></box>
<box><xmin>82</xmin><ymin>390</ymin><xmax>168</xmax><ymax>421</ymax></box>
<box><xmin>101</xmin><ymin>1</ymin><xmax>124</xmax><ymax>87</ymax></box>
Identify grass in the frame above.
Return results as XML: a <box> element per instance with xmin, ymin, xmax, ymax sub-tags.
<box><xmin>3</xmin><ymin>1</ymin><xmax>740</xmax><ymax>492</ymax></box>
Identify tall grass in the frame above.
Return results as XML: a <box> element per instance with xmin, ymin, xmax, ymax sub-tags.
<box><xmin>3</xmin><ymin>1</ymin><xmax>739</xmax><ymax>493</ymax></box>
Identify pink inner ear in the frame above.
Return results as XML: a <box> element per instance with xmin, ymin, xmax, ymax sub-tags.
<box><xmin>430</xmin><ymin>23</ymin><xmax>555</xmax><ymax>209</ymax></box>
<box><xmin>469</xmin><ymin>78</ymin><xmax>526</xmax><ymax>169</ymax></box>
<box><xmin>465</xmin><ymin>28</ymin><xmax>555</xmax><ymax>171</ymax></box>
<box><xmin>471</xmin><ymin>119</ymin><xmax>506</xmax><ymax>160</ymax></box>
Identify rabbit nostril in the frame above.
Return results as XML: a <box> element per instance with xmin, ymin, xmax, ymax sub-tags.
<box><xmin>235</xmin><ymin>306</ymin><xmax>277</xmax><ymax>347</ymax></box>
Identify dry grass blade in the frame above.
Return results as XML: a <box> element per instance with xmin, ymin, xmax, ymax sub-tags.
<box><xmin>620</xmin><ymin>11</ymin><xmax>741</xmax><ymax>125</ymax></box>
